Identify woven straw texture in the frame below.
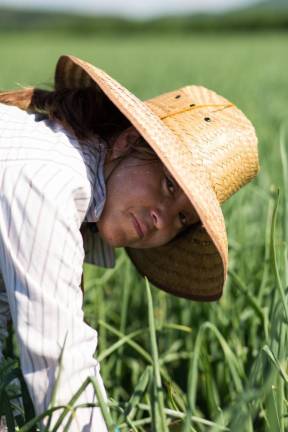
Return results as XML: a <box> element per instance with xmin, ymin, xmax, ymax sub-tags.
<box><xmin>55</xmin><ymin>55</ymin><xmax>259</xmax><ymax>301</ymax></box>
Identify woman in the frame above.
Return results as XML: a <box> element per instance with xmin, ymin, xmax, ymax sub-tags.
<box><xmin>0</xmin><ymin>55</ymin><xmax>259</xmax><ymax>431</ymax></box>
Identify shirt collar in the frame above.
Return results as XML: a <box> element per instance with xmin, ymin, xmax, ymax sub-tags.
<box><xmin>79</xmin><ymin>135</ymin><xmax>115</xmax><ymax>268</ymax></box>
<box><xmin>79</xmin><ymin>135</ymin><xmax>108</xmax><ymax>223</ymax></box>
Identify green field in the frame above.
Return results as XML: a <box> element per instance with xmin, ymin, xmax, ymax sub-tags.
<box><xmin>1</xmin><ymin>30</ymin><xmax>288</xmax><ymax>431</ymax></box>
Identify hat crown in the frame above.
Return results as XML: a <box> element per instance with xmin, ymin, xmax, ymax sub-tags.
<box><xmin>145</xmin><ymin>86</ymin><xmax>259</xmax><ymax>203</ymax></box>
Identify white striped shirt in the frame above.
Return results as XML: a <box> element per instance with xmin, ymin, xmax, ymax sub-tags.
<box><xmin>0</xmin><ymin>102</ymin><xmax>116</xmax><ymax>431</ymax></box>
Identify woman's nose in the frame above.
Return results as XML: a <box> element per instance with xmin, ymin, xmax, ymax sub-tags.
<box><xmin>150</xmin><ymin>206</ymin><xmax>174</xmax><ymax>230</ymax></box>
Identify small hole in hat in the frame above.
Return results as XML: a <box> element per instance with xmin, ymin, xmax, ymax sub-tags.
<box><xmin>175</xmin><ymin>95</ymin><xmax>181</xmax><ymax>99</ymax></box>
<box><xmin>190</xmin><ymin>104</ymin><xmax>195</xmax><ymax>107</ymax></box>
<box><xmin>204</xmin><ymin>117</ymin><xmax>211</xmax><ymax>122</ymax></box>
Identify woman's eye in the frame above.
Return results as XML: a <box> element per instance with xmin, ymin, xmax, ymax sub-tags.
<box><xmin>166</xmin><ymin>175</ymin><xmax>175</xmax><ymax>194</ymax></box>
<box><xmin>179</xmin><ymin>212</ymin><xmax>187</xmax><ymax>227</ymax></box>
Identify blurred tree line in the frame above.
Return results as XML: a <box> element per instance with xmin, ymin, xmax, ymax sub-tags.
<box><xmin>0</xmin><ymin>0</ymin><xmax>288</xmax><ymax>34</ymax></box>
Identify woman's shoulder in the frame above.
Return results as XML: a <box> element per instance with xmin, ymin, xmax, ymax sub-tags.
<box><xmin>0</xmin><ymin>101</ymin><xmax>29</xmax><ymax>121</ymax></box>
<box><xmin>0</xmin><ymin>104</ymin><xmax>92</xmax><ymax>191</ymax></box>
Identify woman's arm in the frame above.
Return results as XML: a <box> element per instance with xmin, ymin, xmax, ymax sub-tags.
<box><xmin>0</xmin><ymin>160</ymin><xmax>108</xmax><ymax>431</ymax></box>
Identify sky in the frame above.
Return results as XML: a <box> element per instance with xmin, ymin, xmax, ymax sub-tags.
<box><xmin>0</xmin><ymin>0</ymin><xmax>261</xmax><ymax>18</ymax></box>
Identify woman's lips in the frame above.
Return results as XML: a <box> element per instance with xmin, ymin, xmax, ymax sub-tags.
<box><xmin>131</xmin><ymin>213</ymin><xmax>145</xmax><ymax>239</ymax></box>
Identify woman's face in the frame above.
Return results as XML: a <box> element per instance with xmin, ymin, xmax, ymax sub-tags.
<box><xmin>97</xmin><ymin>127</ymin><xmax>199</xmax><ymax>248</ymax></box>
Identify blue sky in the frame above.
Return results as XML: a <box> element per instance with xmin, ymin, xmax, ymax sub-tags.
<box><xmin>0</xmin><ymin>0</ymin><xmax>261</xmax><ymax>18</ymax></box>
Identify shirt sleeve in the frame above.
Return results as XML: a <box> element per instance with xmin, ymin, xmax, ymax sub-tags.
<box><xmin>0</xmin><ymin>161</ymin><xmax>108</xmax><ymax>431</ymax></box>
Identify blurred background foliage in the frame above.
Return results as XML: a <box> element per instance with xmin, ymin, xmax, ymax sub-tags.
<box><xmin>0</xmin><ymin>0</ymin><xmax>288</xmax><ymax>34</ymax></box>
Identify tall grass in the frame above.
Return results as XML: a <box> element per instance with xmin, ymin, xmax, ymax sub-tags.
<box><xmin>0</xmin><ymin>31</ymin><xmax>288</xmax><ymax>431</ymax></box>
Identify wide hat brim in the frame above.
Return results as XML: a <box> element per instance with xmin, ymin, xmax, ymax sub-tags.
<box><xmin>55</xmin><ymin>55</ymin><xmax>229</xmax><ymax>301</ymax></box>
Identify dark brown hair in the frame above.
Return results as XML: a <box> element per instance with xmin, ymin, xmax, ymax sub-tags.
<box><xmin>0</xmin><ymin>86</ymin><xmax>158</xmax><ymax>161</ymax></box>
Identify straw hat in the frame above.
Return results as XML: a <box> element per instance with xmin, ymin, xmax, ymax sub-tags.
<box><xmin>55</xmin><ymin>55</ymin><xmax>259</xmax><ymax>301</ymax></box>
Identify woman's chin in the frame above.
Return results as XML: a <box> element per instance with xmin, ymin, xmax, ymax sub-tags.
<box><xmin>97</xmin><ymin>228</ymin><xmax>134</xmax><ymax>248</ymax></box>
<box><xmin>97</xmin><ymin>225</ymin><xmax>163</xmax><ymax>249</ymax></box>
